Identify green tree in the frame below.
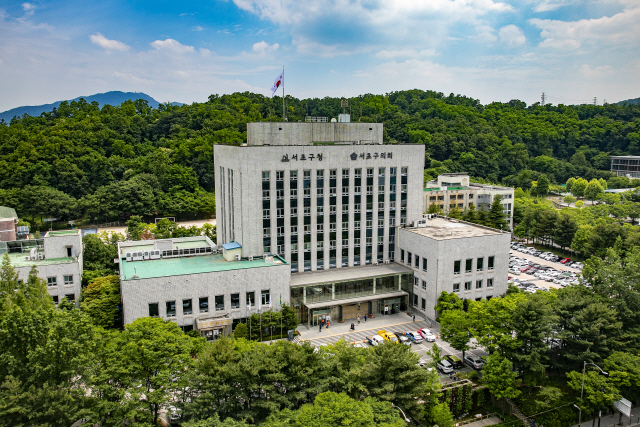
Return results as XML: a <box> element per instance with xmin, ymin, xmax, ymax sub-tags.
<box><xmin>427</xmin><ymin>342</ymin><xmax>443</xmax><ymax>365</ymax></box>
<box><xmin>439</xmin><ymin>309</ymin><xmax>472</xmax><ymax>360</ymax></box>
<box><xmin>512</xmin><ymin>293</ymin><xmax>553</xmax><ymax>381</ymax></box>
<box><xmin>584</xmin><ymin>179</ymin><xmax>604</xmax><ymax>203</ymax></box>
<box><xmin>567</xmin><ymin>370</ymin><xmax>620</xmax><ymax>420</ymax></box>
<box><xmin>481</xmin><ymin>353</ymin><xmax>521</xmax><ymax>400</ymax></box>
<box><xmin>566</xmin><ymin>177</ymin><xmax>576</xmax><ymax>193</ymax></box>
<box><xmin>81</xmin><ymin>275</ymin><xmax>122</xmax><ymax>329</ymax></box>
<box><xmin>563</xmin><ymin>195</ymin><xmax>577</xmax><ymax>204</ymax></box>
<box><xmin>233</xmin><ymin>323</ymin><xmax>248</xmax><ymax>339</ymax></box>
<box><xmin>0</xmin><ymin>253</ymin><xmax>19</xmax><ymax>302</ymax></box>
<box><xmin>572</xmin><ymin>178</ymin><xmax>588</xmax><ymax>199</ymax></box>
<box><xmin>125</xmin><ymin>215</ymin><xmax>146</xmax><ymax>241</ymax></box>
<box><xmin>535</xmin><ymin>174</ymin><xmax>550</xmax><ymax>197</ymax></box>
<box><xmin>488</xmin><ymin>195</ymin><xmax>508</xmax><ymax>230</ymax></box>
<box><xmin>553</xmin><ymin>213</ymin><xmax>578</xmax><ymax>252</ymax></box>
<box><xmin>434</xmin><ymin>291</ymin><xmax>463</xmax><ymax>318</ymax></box>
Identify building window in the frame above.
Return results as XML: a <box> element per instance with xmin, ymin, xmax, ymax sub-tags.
<box><xmin>342</xmin><ymin>221</ymin><xmax>349</xmax><ymax>229</ymax></box>
<box><xmin>263</xmin><ymin>190</ymin><xmax>270</xmax><ymax>199</ymax></box>
<box><xmin>213</xmin><ymin>295</ymin><xmax>223</xmax><ymax>311</ymax></box>
<box><xmin>65</xmin><ymin>294</ymin><xmax>75</xmax><ymax>302</ymax></box>
<box><xmin>354</xmin><ymin>238</ymin><xmax>360</xmax><ymax>245</ymax></box>
<box><xmin>378</xmin><ymin>218</ymin><xmax>384</xmax><ymax>227</ymax></box>
<box><xmin>413</xmin><ymin>294</ymin><xmax>418</xmax><ymax>307</ymax></box>
<box><xmin>64</xmin><ymin>275</ymin><xmax>73</xmax><ymax>285</ymax></box>
<box><xmin>354</xmin><ymin>168</ymin><xmax>361</xmax><ymax>178</ymax></box>
<box><xmin>291</xmin><ymin>244</ymin><xmax>298</xmax><ymax>252</ymax></box>
<box><xmin>291</xmin><ymin>207</ymin><xmax>297</xmax><ymax>216</ymax></box>
<box><xmin>290</xmin><ymin>189</ymin><xmax>297</xmax><ymax>197</ymax></box>
<box><xmin>231</xmin><ymin>293</ymin><xmax>240</xmax><ymax>309</ymax></box>
<box><xmin>454</xmin><ymin>260</ymin><xmax>461</xmax><ymax>274</ymax></box>
<box><xmin>166</xmin><ymin>301</ymin><xmax>176</xmax><ymax>317</ymax></box>
<box><xmin>421</xmin><ymin>298</ymin><xmax>426</xmax><ymax>311</ymax></box>
<box><xmin>464</xmin><ymin>282</ymin><xmax>472</xmax><ymax>291</ymax></box>
<box><xmin>276</xmin><ymin>170</ymin><xmax>284</xmax><ymax>181</ymax></box>
<box><xmin>290</xmin><ymin>170</ymin><xmax>298</xmax><ymax>178</ymax></box>
<box><xmin>477</xmin><ymin>257</ymin><xmax>484</xmax><ymax>271</ymax></box>
<box><xmin>304</xmin><ymin>188</ymin><xmax>311</xmax><ymax>197</ymax></box>
<box><xmin>52</xmin><ymin>296</ymin><xmax>59</xmax><ymax>304</ymax></box>
<box><xmin>263</xmin><ymin>227</ymin><xmax>270</xmax><ymax>236</ymax></box>
<box><xmin>401</xmin><ymin>249</ymin><xmax>405</xmax><ymax>263</ymax></box>
<box><xmin>476</xmin><ymin>280</ymin><xmax>483</xmax><ymax>289</ymax></box>
<box><xmin>488</xmin><ymin>256</ymin><xmax>495</xmax><ymax>270</ymax></box>
<box><xmin>261</xmin><ymin>290</ymin><xmax>270</xmax><ymax>306</ymax></box>
<box><xmin>277</xmin><ymin>208</ymin><xmax>284</xmax><ymax>218</ymax></box>
<box><xmin>366</xmin><ymin>186</ymin><xmax>373</xmax><ymax>194</ymax></box>
<box><xmin>199</xmin><ymin>297</ymin><xmax>209</xmax><ymax>313</ymax></box>
<box><xmin>430</xmin><ymin>196</ymin><xmax>436</xmax><ymax>201</ymax></box>
<box><xmin>407</xmin><ymin>252</ymin><xmax>412</xmax><ymax>265</ymax></box>
<box><xmin>414</xmin><ymin>256</ymin><xmax>419</xmax><ymax>268</ymax></box>
<box><xmin>47</xmin><ymin>277</ymin><xmax>57</xmax><ymax>287</ymax></box>
<box><xmin>149</xmin><ymin>303</ymin><xmax>159</xmax><ymax>317</ymax></box>
<box><xmin>465</xmin><ymin>259</ymin><xmax>472</xmax><ymax>273</ymax></box>
<box><xmin>183</xmin><ymin>299</ymin><xmax>193</xmax><ymax>315</ymax></box>
<box><xmin>342</xmin><ymin>169</ymin><xmax>349</xmax><ymax>177</ymax></box>
<box><xmin>263</xmin><ymin>209</ymin><xmax>270</xmax><ymax>219</ymax></box>
<box><xmin>317</xmin><ymin>224</ymin><xmax>323</xmax><ymax>232</ymax></box>
<box><xmin>291</xmin><ymin>226</ymin><xmax>298</xmax><ymax>234</ymax></box>
<box><xmin>317</xmin><ymin>206</ymin><xmax>324</xmax><ymax>215</ymax></box>
<box><xmin>262</xmin><ymin>171</ymin><xmax>270</xmax><ymax>180</ymax></box>
<box><xmin>401</xmin><ymin>167</ymin><xmax>408</xmax><ymax>174</ymax></box>
<box><xmin>367</xmin><ymin>168</ymin><xmax>374</xmax><ymax>177</ymax></box>
<box><xmin>317</xmin><ymin>169</ymin><xmax>324</xmax><ymax>177</ymax></box>
<box><xmin>487</xmin><ymin>278</ymin><xmax>494</xmax><ymax>287</ymax></box>
<box><xmin>246</xmin><ymin>292</ymin><xmax>255</xmax><ymax>308</ymax></box>
<box><xmin>366</xmin><ymin>220</ymin><xmax>372</xmax><ymax>229</ymax></box>
<box><xmin>422</xmin><ymin>257</ymin><xmax>427</xmax><ymax>271</ymax></box>
<box><xmin>342</xmin><ymin>239</ymin><xmax>349</xmax><ymax>246</ymax></box>
<box><xmin>422</xmin><ymin>280</ymin><xmax>427</xmax><ymax>290</ymax></box>
<box><xmin>377</xmin><ymin>236</ymin><xmax>384</xmax><ymax>243</ymax></box>
<box><xmin>330</xmin><ymin>169</ymin><xmax>337</xmax><ymax>177</ymax></box>
<box><xmin>354</xmin><ymin>204</ymin><xmax>361</xmax><ymax>213</ymax></box>
<box><xmin>354</xmin><ymin>186</ymin><xmax>361</xmax><ymax>194</ymax></box>
<box><xmin>414</xmin><ymin>277</ymin><xmax>419</xmax><ymax>287</ymax></box>
<box><xmin>342</xmin><ymin>186</ymin><xmax>349</xmax><ymax>194</ymax></box>
<box><xmin>378</xmin><ymin>185</ymin><xmax>385</xmax><ymax>192</ymax></box>
<box><xmin>453</xmin><ymin>283</ymin><xmax>460</xmax><ymax>292</ymax></box>
<box><xmin>304</xmin><ymin>206</ymin><xmax>311</xmax><ymax>215</ymax></box>
<box><xmin>317</xmin><ymin>188</ymin><xmax>324</xmax><ymax>196</ymax></box>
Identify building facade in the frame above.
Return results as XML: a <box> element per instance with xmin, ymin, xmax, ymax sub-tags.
<box><xmin>396</xmin><ymin>217</ymin><xmax>510</xmax><ymax>319</ymax></box>
<box><xmin>423</xmin><ymin>173</ymin><xmax>514</xmax><ymax>228</ymax></box>
<box><xmin>0</xmin><ymin>206</ymin><xmax>18</xmax><ymax>242</ymax></box>
<box><xmin>118</xmin><ymin>236</ymin><xmax>291</xmax><ymax>337</ymax></box>
<box><xmin>611</xmin><ymin>156</ymin><xmax>640</xmax><ymax>178</ymax></box>
<box><xmin>1</xmin><ymin>230</ymin><xmax>83</xmax><ymax>304</ymax></box>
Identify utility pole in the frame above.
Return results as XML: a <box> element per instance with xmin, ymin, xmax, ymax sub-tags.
<box><xmin>541</xmin><ymin>92</ymin><xmax>545</xmax><ymax>106</ymax></box>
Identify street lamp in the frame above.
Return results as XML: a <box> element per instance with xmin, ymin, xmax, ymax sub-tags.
<box><xmin>392</xmin><ymin>404</ymin><xmax>411</xmax><ymax>423</ymax></box>
<box><xmin>579</xmin><ymin>362</ymin><xmax>609</xmax><ymax>425</ymax></box>
<box><xmin>574</xmin><ymin>404</ymin><xmax>582</xmax><ymax>426</ymax></box>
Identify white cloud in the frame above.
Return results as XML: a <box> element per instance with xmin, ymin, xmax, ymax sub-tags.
<box><xmin>150</xmin><ymin>38</ymin><xmax>195</xmax><ymax>54</ymax></box>
<box><xmin>499</xmin><ymin>25</ymin><xmax>525</xmax><ymax>46</ymax></box>
<box><xmin>580</xmin><ymin>64</ymin><xmax>614</xmax><ymax>77</ymax></box>
<box><xmin>113</xmin><ymin>72</ymin><xmax>152</xmax><ymax>84</ymax></box>
<box><xmin>21</xmin><ymin>2</ymin><xmax>35</xmax><ymax>16</ymax></box>
<box><xmin>528</xmin><ymin>0</ymin><xmax>579</xmax><ymax>12</ymax></box>
<box><xmin>374</xmin><ymin>48</ymin><xmax>437</xmax><ymax>59</ymax></box>
<box><xmin>530</xmin><ymin>6</ymin><xmax>640</xmax><ymax>50</ymax></box>
<box><xmin>471</xmin><ymin>25</ymin><xmax>497</xmax><ymax>43</ymax></box>
<box><xmin>252</xmin><ymin>40</ymin><xmax>279</xmax><ymax>55</ymax></box>
<box><xmin>89</xmin><ymin>33</ymin><xmax>130</xmax><ymax>51</ymax></box>
<box><xmin>193</xmin><ymin>26</ymin><xmax>204</xmax><ymax>31</ymax></box>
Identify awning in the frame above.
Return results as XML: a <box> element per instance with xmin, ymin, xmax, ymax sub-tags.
<box><xmin>304</xmin><ymin>290</ymin><xmax>408</xmax><ymax>310</ymax></box>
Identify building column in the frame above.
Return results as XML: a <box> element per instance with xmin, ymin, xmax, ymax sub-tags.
<box><xmin>303</xmin><ymin>287</ymin><xmax>306</xmax><ymax>304</ymax></box>
<box><xmin>331</xmin><ymin>283</ymin><xmax>335</xmax><ymax>300</ymax></box>
<box><xmin>398</xmin><ymin>274</ymin><xmax>402</xmax><ymax>290</ymax></box>
<box><xmin>373</xmin><ymin>277</ymin><xmax>376</xmax><ymax>294</ymax></box>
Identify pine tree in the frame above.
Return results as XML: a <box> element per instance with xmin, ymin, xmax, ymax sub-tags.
<box><xmin>488</xmin><ymin>195</ymin><xmax>508</xmax><ymax>230</ymax></box>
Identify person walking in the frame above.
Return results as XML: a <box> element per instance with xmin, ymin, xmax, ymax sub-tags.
<box><xmin>364</xmin><ymin>314</ymin><xmax>367</xmax><ymax>322</ymax></box>
<box><xmin>350</xmin><ymin>323</ymin><xmax>355</xmax><ymax>331</ymax></box>
<box><xmin>413</xmin><ymin>314</ymin><xmax>416</xmax><ymax>322</ymax></box>
<box><xmin>319</xmin><ymin>322</ymin><xmax>322</xmax><ymax>332</ymax></box>
<box><xmin>357</xmin><ymin>316</ymin><xmax>360</xmax><ymax>325</ymax></box>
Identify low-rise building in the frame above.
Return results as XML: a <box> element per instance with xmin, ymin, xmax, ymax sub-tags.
<box><xmin>117</xmin><ymin>236</ymin><xmax>291</xmax><ymax>339</ymax></box>
<box><xmin>0</xmin><ymin>206</ymin><xmax>18</xmax><ymax>242</ymax></box>
<box><xmin>0</xmin><ymin>230</ymin><xmax>83</xmax><ymax>304</ymax></box>
<box><xmin>423</xmin><ymin>173</ymin><xmax>514</xmax><ymax>228</ymax></box>
<box><xmin>611</xmin><ymin>156</ymin><xmax>640</xmax><ymax>178</ymax></box>
<box><xmin>396</xmin><ymin>216</ymin><xmax>510</xmax><ymax>320</ymax></box>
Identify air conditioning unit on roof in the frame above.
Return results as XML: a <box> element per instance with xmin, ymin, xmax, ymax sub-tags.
<box><xmin>248</xmin><ymin>256</ymin><xmax>254</xmax><ymax>261</ymax></box>
<box><xmin>38</xmin><ymin>253</ymin><xmax>45</xmax><ymax>260</ymax></box>
<box><xmin>235</xmin><ymin>254</ymin><xmax>241</xmax><ymax>261</ymax></box>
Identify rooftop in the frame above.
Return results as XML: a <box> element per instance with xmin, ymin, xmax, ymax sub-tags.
<box><xmin>402</xmin><ymin>217</ymin><xmax>503</xmax><ymax>240</ymax></box>
<box><xmin>120</xmin><ymin>253</ymin><xmax>288</xmax><ymax>280</ymax></box>
<box><xmin>423</xmin><ymin>186</ymin><xmax>469</xmax><ymax>191</ymax></box>
<box><xmin>0</xmin><ymin>206</ymin><xmax>18</xmax><ymax>220</ymax></box>
<box><xmin>290</xmin><ymin>262</ymin><xmax>412</xmax><ymax>287</ymax></box>
<box><xmin>46</xmin><ymin>230</ymin><xmax>80</xmax><ymax>237</ymax></box>
<box><xmin>119</xmin><ymin>237</ymin><xmax>211</xmax><ymax>256</ymax></box>
<box><xmin>6</xmin><ymin>251</ymin><xmax>76</xmax><ymax>268</ymax></box>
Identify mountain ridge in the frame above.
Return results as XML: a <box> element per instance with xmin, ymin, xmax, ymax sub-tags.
<box><xmin>0</xmin><ymin>91</ymin><xmax>183</xmax><ymax>122</ymax></box>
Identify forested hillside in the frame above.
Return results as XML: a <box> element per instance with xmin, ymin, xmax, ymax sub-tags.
<box><xmin>1</xmin><ymin>90</ymin><xmax>639</xmax><ymax>225</ymax></box>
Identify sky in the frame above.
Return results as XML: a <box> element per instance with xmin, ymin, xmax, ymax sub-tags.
<box><xmin>0</xmin><ymin>0</ymin><xmax>638</xmax><ymax>112</ymax></box>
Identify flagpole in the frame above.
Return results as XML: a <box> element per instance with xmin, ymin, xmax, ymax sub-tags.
<box><xmin>282</xmin><ymin>66</ymin><xmax>285</xmax><ymax>122</ymax></box>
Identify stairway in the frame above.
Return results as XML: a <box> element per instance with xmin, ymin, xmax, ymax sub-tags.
<box><xmin>505</xmin><ymin>398</ymin><xmax>531</xmax><ymax>427</ymax></box>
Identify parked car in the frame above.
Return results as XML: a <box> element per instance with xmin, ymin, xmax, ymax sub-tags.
<box><xmin>405</xmin><ymin>331</ymin><xmax>423</xmax><ymax>344</ymax></box>
<box><xmin>560</xmin><ymin>258</ymin><xmax>572</xmax><ymax>264</ymax></box>
<box><xmin>378</xmin><ymin>330</ymin><xmax>398</xmax><ymax>343</ymax></box>
<box><xmin>464</xmin><ymin>355</ymin><xmax>484</xmax><ymax>370</ymax></box>
<box><xmin>418</xmin><ymin>328</ymin><xmax>436</xmax><ymax>342</ymax></box>
<box><xmin>394</xmin><ymin>332</ymin><xmax>411</xmax><ymax>346</ymax></box>
<box><xmin>446</xmin><ymin>355</ymin><xmax>463</xmax><ymax>369</ymax></box>
<box><xmin>366</xmin><ymin>335</ymin><xmax>385</xmax><ymax>346</ymax></box>
<box><xmin>436</xmin><ymin>359</ymin><xmax>454</xmax><ymax>374</ymax></box>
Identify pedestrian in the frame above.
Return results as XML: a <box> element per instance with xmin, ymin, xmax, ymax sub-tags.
<box><xmin>326</xmin><ymin>321</ymin><xmax>330</xmax><ymax>329</ymax></box>
<box><xmin>364</xmin><ymin>314</ymin><xmax>367</xmax><ymax>322</ymax></box>
<box><xmin>350</xmin><ymin>323</ymin><xmax>355</xmax><ymax>331</ymax></box>
<box><xmin>413</xmin><ymin>314</ymin><xmax>416</xmax><ymax>322</ymax></box>
<box><xmin>357</xmin><ymin>316</ymin><xmax>360</xmax><ymax>324</ymax></box>
<box><xmin>319</xmin><ymin>323</ymin><xmax>322</xmax><ymax>332</ymax></box>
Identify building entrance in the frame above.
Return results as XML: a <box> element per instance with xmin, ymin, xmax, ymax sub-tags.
<box><xmin>311</xmin><ymin>308</ymin><xmax>332</xmax><ymax>327</ymax></box>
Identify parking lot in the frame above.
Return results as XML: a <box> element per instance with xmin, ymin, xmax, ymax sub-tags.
<box><xmin>509</xmin><ymin>243</ymin><xmax>583</xmax><ymax>292</ymax></box>
<box><xmin>300</xmin><ymin>315</ymin><xmax>487</xmax><ymax>380</ymax></box>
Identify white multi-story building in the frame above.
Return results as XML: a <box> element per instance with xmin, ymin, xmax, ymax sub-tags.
<box><xmin>396</xmin><ymin>216</ymin><xmax>510</xmax><ymax>319</ymax></box>
<box><xmin>1</xmin><ymin>230</ymin><xmax>83</xmax><ymax>304</ymax></box>
<box><xmin>423</xmin><ymin>173</ymin><xmax>514</xmax><ymax>228</ymax></box>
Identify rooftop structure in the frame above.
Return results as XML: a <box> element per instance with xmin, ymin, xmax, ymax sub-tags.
<box><xmin>402</xmin><ymin>217</ymin><xmax>504</xmax><ymax>240</ymax></box>
<box><xmin>246</xmin><ymin>121</ymin><xmax>384</xmax><ymax>146</ymax></box>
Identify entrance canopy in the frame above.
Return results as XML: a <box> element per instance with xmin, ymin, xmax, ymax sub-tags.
<box><xmin>291</xmin><ymin>262</ymin><xmax>413</xmax><ymax>287</ymax></box>
<box><xmin>305</xmin><ymin>290</ymin><xmax>408</xmax><ymax>309</ymax></box>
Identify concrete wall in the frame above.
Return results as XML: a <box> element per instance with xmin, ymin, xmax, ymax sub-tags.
<box><xmin>44</xmin><ymin>232</ymin><xmax>82</xmax><ymax>259</ymax></box>
<box><xmin>14</xmin><ymin>261</ymin><xmax>82</xmax><ymax>306</ymax></box>
<box><xmin>214</xmin><ymin>143</ymin><xmax>425</xmax><ymax>270</ymax></box>
<box><xmin>397</xmin><ymin>225</ymin><xmax>510</xmax><ymax>320</ymax></box>
<box><xmin>247</xmin><ymin>122</ymin><xmax>383</xmax><ymax>146</ymax></box>
<box><xmin>0</xmin><ymin>218</ymin><xmax>17</xmax><ymax>242</ymax></box>
<box><xmin>120</xmin><ymin>262</ymin><xmax>291</xmax><ymax>326</ymax></box>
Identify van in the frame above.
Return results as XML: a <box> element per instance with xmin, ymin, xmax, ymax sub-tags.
<box><xmin>446</xmin><ymin>355</ymin><xmax>463</xmax><ymax>369</ymax></box>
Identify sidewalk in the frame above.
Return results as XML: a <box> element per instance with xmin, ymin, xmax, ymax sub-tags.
<box><xmin>571</xmin><ymin>409</ymin><xmax>640</xmax><ymax>427</ymax></box>
<box><xmin>298</xmin><ymin>312</ymin><xmax>437</xmax><ymax>341</ymax></box>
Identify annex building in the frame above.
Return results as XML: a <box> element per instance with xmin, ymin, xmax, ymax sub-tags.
<box><xmin>0</xmin><ymin>230</ymin><xmax>83</xmax><ymax>304</ymax></box>
<box><xmin>423</xmin><ymin>173</ymin><xmax>515</xmax><ymax>228</ymax></box>
<box><xmin>610</xmin><ymin>156</ymin><xmax>640</xmax><ymax>178</ymax></box>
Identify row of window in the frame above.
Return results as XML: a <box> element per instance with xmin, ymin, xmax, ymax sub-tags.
<box><xmin>453</xmin><ymin>278</ymin><xmax>494</xmax><ymax>291</ymax></box>
<box><xmin>263</xmin><ymin>167</ymin><xmax>408</xmax><ymax>181</ymax></box>
<box><xmin>412</xmin><ymin>293</ymin><xmax>493</xmax><ymax>311</ymax></box>
<box><xmin>263</xmin><ymin>185</ymin><xmax>407</xmax><ymax>200</ymax></box>
<box><xmin>52</xmin><ymin>294</ymin><xmax>75</xmax><ymax>304</ymax></box>
<box><xmin>148</xmin><ymin>290</ymin><xmax>271</xmax><ymax>317</ymax></box>
<box><xmin>453</xmin><ymin>257</ymin><xmax>495</xmax><ymax>274</ymax></box>
<box><xmin>401</xmin><ymin>250</ymin><xmax>428</xmax><ymax>272</ymax></box>
<box><xmin>263</xmin><ymin>203</ymin><xmax>403</xmax><ymax>218</ymax></box>
<box><xmin>429</xmin><ymin>194</ymin><xmax>474</xmax><ymax>201</ymax></box>
<box><xmin>47</xmin><ymin>275</ymin><xmax>74</xmax><ymax>286</ymax></box>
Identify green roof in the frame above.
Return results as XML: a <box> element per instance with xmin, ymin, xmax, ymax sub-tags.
<box><xmin>7</xmin><ymin>252</ymin><xmax>76</xmax><ymax>268</ymax></box>
<box><xmin>46</xmin><ymin>230</ymin><xmax>80</xmax><ymax>237</ymax></box>
<box><xmin>423</xmin><ymin>186</ymin><xmax>468</xmax><ymax>192</ymax></box>
<box><xmin>0</xmin><ymin>206</ymin><xmax>17</xmax><ymax>219</ymax></box>
<box><xmin>121</xmin><ymin>253</ymin><xmax>288</xmax><ymax>280</ymax></box>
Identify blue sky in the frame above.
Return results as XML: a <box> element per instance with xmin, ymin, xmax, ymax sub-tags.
<box><xmin>0</xmin><ymin>0</ymin><xmax>638</xmax><ymax>111</ymax></box>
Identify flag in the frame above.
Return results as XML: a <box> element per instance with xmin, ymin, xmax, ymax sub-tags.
<box><xmin>248</xmin><ymin>298</ymin><xmax>251</xmax><ymax>310</ymax></box>
<box><xmin>279</xmin><ymin>294</ymin><xmax>282</xmax><ymax>306</ymax></box>
<box><xmin>270</xmin><ymin>71</ymin><xmax>283</xmax><ymax>96</ymax></box>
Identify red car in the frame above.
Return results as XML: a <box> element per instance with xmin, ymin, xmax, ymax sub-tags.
<box><xmin>519</xmin><ymin>265</ymin><xmax>532</xmax><ymax>272</ymax></box>
<box><xmin>560</xmin><ymin>258</ymin><xmax>571</xmax><ymax>264</ymax></box>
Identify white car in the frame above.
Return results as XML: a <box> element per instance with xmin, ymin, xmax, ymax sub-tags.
<box><xmin>418</xmin><ymin>328</ymin><xmax>436</xmax><ymax>342</ymax></box>
<box><xmin>366</xmin><ymin>335</ymin><xmax>385</xmax><ymax>346</ymax></box>
<box><xmin>405</xmin><ymin>331</ymin><xmax>423</xmax><ymax>344</ymax></box>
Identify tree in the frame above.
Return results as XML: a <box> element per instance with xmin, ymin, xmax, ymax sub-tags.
<box><xmin>427</xmin><ymin>343</ymin><xmax>443</xmax><ymax>365</ymax></box>
<box><xmin>563</xmin><ymin>195</ymin><xmax>577</xmax><ymax>204</ymax></box>
<box><xmin>572</xmin><ymin>178</ymin><xmax>588</xmax><ymax>199</ymax></box>
<box><xmin>182</xmin><ymin>415</ymin><xmax>249</xmax><ymax>427</ymax></box>
<box><xmin>233</xmin><ymin>323</ymin><xmax>248</xmax><ymax>339</ymax></box>
<box><xmin>575</xmin><ymin>200</ymin><xmax>584</xmax><ymax>208</ymax></box>
<box><xmin>488</xmin><ymin>195</ymin><xmax>508</xmax><ymax>230</ymax></box>
<box><xmin>584</xmin><ymin>179</ymin><xmax>604</xmax><ymax>203</ymax></box>
<box><xmin>481</xmin><ymin>353</ymin><xmax>520</xmax><ymax>400</ymax></box>
<box><xmin>439</xmin><ymin>309</ymin><xmax>472</xmax><ymax>360</ymax></box>
<box><xmin>566</xmin><ymin>177</ymin><xmax>576</xmax><ymax>193</ymax></box>
<box><xmin>82</xmin><ymin>234</ymin><xmax>119</xmax><ymax>284</ymax></box>
<box><xmin>553</xmin><ymin>213</ymin><xmax>578</xmax><ymax>252</ymax></box>
<box><xmin>0</xmin><ymin>253</ymin><xmax>19</xmax><ymax>302</ymax></box>
<box><xmin>535</xmin><ymin>174</ymin><xmax>550</xmax><ymax>197</ymax></box>
<box><xmin>81</xmin><ymin>275</ymin><xmax>122</xmax><ymax>329</ymax></box>
<box><xmin>567</xmin><ymin>370</ymin><xmax>619</xmax><ymax>420</ymax></box>
<box><xmin>125</xmin><ymin>215</ymin><xmax>146</xmax><ymax>241</ymax></box>
<box><xmin>512</xmin><ymin>293</ymin><xmax>553</xmax><ymax>381</ymax></box>
<box><xmin>434</xmin><ymin>291</ymin><xmax>463</xmax><ymax>318</ymax></box>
